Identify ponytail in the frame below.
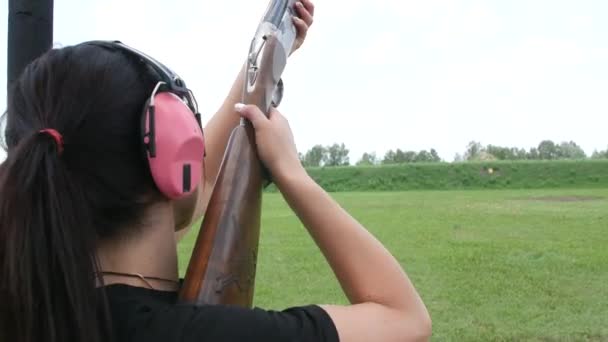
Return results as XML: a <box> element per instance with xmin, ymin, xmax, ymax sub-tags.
<box><xmin>0</xmin><ymin>131</ymin><xmax>108</xmax><ymax>342</ymax></box>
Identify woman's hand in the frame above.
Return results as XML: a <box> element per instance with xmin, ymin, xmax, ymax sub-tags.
<box><xmin>234</xmin><ymin>103</ymin><xmax>304</xmax><ymax>182</ymax></box>
<box><xmin>291</xmin><ymin>0</ymin><xmax>315</xmax><ymax>55</ymax></box>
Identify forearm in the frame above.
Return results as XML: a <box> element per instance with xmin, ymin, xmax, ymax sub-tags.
<box><xmin>201</xmin><ymin>62</ymin><xmax>246</xmax><ymax>191</ymax></box>
<box><xmin>275</xmin><ymin>168</ymin><xmax>428</xmax><ymax>316</ymax></box>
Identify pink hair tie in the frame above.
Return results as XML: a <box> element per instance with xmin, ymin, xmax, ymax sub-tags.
<box><xmin>39</xmin><ymin>129</ymin><xmax>64</xmax><ymax>155</ymax></box>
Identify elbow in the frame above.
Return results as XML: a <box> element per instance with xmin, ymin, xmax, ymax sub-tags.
<box><xmin>403</xmin><ymin>310</ymin><xmax>432</xmax><ymax>342</ymax></box>
<box><xmin>417</xmin><ymin>313</ymin><xmax>433</xmax><ymax>341</ymax></box>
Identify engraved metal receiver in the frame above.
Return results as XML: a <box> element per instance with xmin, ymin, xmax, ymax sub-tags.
<box><xmin>243</xmin><ymin>0</ymin><xmax>297</xmax><ymax>115</ymax></box>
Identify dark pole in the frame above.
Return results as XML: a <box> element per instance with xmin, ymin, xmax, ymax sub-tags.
<box><xmin>7</xmin><ymin>0</ymin><xmax>54</xmax><ymax>94</ymax></box>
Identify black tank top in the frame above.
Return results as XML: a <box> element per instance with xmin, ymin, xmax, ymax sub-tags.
<box><xmin>102</xmin><ymin>283</ymin><xmax>339</xmax><ymax>342</ymax></box>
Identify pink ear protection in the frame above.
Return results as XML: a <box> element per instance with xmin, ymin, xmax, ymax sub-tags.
<box><xmin>84</xmin><ymin>40</ymin><xmax>206</xmax><ymax>199</ymax></box>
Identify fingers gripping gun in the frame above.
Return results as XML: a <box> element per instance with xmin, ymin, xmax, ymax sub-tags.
<box><xmin>179</xmin><ymin>0</ymin><xmax>298</xmax><ymax>307</ymax></box>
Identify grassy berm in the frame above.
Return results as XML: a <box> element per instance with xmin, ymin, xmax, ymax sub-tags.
<box><xmin>263</xmin><ymin>160</ymin><xmax>608</xmax><ymax>192</ymax></box>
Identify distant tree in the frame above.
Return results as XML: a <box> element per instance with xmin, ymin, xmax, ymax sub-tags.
<box><xmin>476</xmin><ymin>151</ymin><xmax>497</xmax><ymax>161</ymax></box>
<box><xmin>326</xmin><ymin>143</ymin><xmax>350</xmax><ymax>166</ymax></box>
<box><xmin>486</xmin><ymin>145</ymin><xmax>511</xmax><ymax>160</ymax></box>
<box><xmin>302</xmin><ymin>145</ymin><xmax>327</xmax><ymax>167</ymax></box>
<box><xmin>513</xmin><ymin>148</ymin><xmax>528</xmax><ymax>160</ymax></box>
<box><xmin>383</xmin><ymin>150</ymin><xmax>397</xmax><ymax>164</ymax></box>
<box><xmin>453</xmin><ymin>153</ymin><xmax>464</xmax><ymax>162</ymax></box>
<box><xmin>415</xmin><ymin>150</ymin><xmax>433</xmax><ymax>162</ymax></box>
<box><xmin>430</xmin><ymin>149</ymin><xmax>441</xmax><ymax>162</ymax></box>
<box><xmin>538</xmin><ymin>140</ymin><xmax>559</xmax><ymax>160</ymax></box>
<box><xmin>557</xmin><ymin>141</ymin><xmax>586</xmax><ymax>159</ymax></box>
<box><xmin>591</xmin><ymin>147</ymin><xmax>608</xmax><ymax>159</ymax></box>
<box><xmin>484</xmin><ymin>145</ymin><xmax>529</xmax><ymax>160</ymax></box>
<box><xmin>527</xmin><ymin>147</ymin><xmax>539</xmax><ymax>160</ymax></box>
<box><xmin>383</xmin><ymin>149</ymin><xmax>411</xmax><ymax>164</ymax></box>
<box><xmin>402</xmin><ymin>150</ymin><xmax>417</xmax><ymax>163</ymax></box>
<box><xmin>383</xmin><ymin>148</ymin><xmax>442</xmax><ymax>163</ymax></box>
<box><xmin>357</xmin><ymin>152</ymin><xmax>378</xmax><ymax>166</ymax></box>
<box><xmin>464</xmin><ymin>141</ymin><xmax>484</xmax><ymax>161</ymax></box>
<box><xmin>394</xmin><ymin>149</ymin><xmax>407</xmax><ymax>163</ymax></box>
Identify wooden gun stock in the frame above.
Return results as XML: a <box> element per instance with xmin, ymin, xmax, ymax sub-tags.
<box><xmin>178</xmin><ymin>123</ymin><xmax>263</xmax><ymax>305</ymax></box>
<box><xmin>179</xmin><ymin>32</ymin><xmax>289</xmax><ymax>306</ymax></box>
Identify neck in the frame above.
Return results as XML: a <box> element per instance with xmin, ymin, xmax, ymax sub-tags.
<box><xmin>97</xmin><ymin>202</ymin><xmax>179</xmax><ymax>291</ymax></box>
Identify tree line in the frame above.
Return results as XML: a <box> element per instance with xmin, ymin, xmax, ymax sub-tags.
<box><xmin>299</xmin><ymin>140</ymin><xmax>608</xmax><ymax>167</ymax></box>
<box><xmin>299</xmin><ymin>144</ymin><xmax>442</xmax><ymax>167</ymax></box>
<box><xmin>456</xmin><ymin>140</ymin><xmax>608</xmax><ymax>162</ymax></box>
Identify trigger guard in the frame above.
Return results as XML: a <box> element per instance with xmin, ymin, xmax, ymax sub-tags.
<box><xmin>271</xmin><ymin>79</ymin><xmax>284</xmax><ymax>107</ymax></box>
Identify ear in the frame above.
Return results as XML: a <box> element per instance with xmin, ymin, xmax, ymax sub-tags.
<box><xmin>173</xmin><ymin>186</ymin><xmax>199</xmax><ymax>233</ymax></box>
<box><xmin>145</xmin><ymin>92</ymin><xmax>205</xmax><ymax>199</ymax></box>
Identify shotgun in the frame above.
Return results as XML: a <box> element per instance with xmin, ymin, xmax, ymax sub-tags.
<box><xmin>179</xmin><ymin>0</ymin><xmax>298</xmax><ymax>306</ymax></box>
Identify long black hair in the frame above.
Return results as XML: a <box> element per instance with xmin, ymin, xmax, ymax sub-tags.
<box><xmin>0</xmin><ymin>43</ymin><xmax>164</xmax><ymax>342</ymax></box>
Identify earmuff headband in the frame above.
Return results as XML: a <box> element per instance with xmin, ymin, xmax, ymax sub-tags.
<box><xmin>82</xmin><ymin>40</ymin><xmax>199</xmax><ymax>116</ymax></box>
<box><xmin>80</xmin><ymin>40</ymin><xmax>206</xmax><ymax>199</ymax></box>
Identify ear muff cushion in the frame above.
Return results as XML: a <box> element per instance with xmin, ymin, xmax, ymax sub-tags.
<box><xmin>144</xmin><ymin>92</ymin><xmax>205</xmax><ymax>199</ymax></box>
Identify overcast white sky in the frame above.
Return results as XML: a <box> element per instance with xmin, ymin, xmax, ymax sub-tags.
<box><xmin>1</xmin><ymin>0</ymin><xmax>607</xmax><ymax>162</ymax></box>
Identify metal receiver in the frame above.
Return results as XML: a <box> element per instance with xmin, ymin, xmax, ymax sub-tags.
<box><xmin>245</xmin><ymin>0</ymin><xmax>297</xmax><ymax>111</ymax></box>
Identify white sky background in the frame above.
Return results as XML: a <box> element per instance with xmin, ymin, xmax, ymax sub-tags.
<box><xmin>1</xmin><ymin>0</ymin><xmax>607</xmax><ymax>162</ymax></box>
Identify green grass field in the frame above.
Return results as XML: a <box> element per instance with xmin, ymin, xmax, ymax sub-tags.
<box><xmin>178</xmin><ymin>188</ymin><xmax>608</xmax><ymax>341</ymax></box>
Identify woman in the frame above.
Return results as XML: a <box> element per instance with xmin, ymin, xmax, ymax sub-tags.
<box><xmin>0</xmin><ymin>1</ymin><xmax>431</xmax><ymax>341</ymax></box>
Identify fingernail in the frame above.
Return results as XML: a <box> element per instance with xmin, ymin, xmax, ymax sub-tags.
<box><xmin>297</xmin><ymin>2</ymin><xmax>304</xmax><ymax>7</ymax></box>
<box><xmin>234</xmin><ymin>103</ymin><xmax>245</xmax><ymax>112</ymax></box>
